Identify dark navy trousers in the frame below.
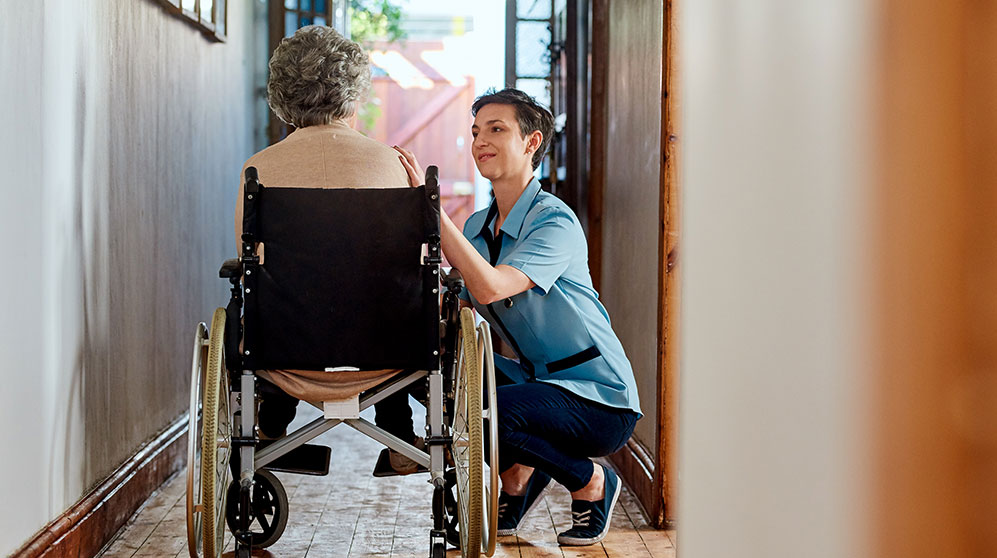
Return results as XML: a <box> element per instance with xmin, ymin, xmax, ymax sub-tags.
<box><xmin>494</xmin><ymin>371</ymin><xmax>639</xmax><ymax>492</ymax></box>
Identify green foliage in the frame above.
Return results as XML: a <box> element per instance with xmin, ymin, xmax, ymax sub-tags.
<box><xmin>349</xmin><ymin>0</ymin><xmax>406</xmax><ymax>46</ymax></box>
<box><xmin>356</xmin><ymin>97</ymin><xmax>382</xmax><ymax>135</ymax></box>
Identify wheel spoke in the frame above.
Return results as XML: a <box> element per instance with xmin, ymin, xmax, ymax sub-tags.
<box><xmin>257</xmin><ymin>510</ymin><xmax>271</xmax><ymax>532</ymax></box>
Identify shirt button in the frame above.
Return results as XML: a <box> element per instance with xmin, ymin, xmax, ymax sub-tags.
<box><xmin>504</xmin><ymin>298</ymin><xmax>514</xmax><ymax>308</ymax></box>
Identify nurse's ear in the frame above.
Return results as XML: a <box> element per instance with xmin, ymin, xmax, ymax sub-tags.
<box><xmin>525</xmin><ymin>129</ymin><xmax>543</xmax><ymax>155</ymax></box>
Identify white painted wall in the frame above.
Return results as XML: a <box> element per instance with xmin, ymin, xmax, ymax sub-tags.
<box><xmin>0</xmin><ymin>1</ymin><xmax>258</xmax><ymax>552</ymax></box>
<box><xmin>679</xmin><ymin>2</ymin><xmax>873</xmax><ymax>557</ymax></box>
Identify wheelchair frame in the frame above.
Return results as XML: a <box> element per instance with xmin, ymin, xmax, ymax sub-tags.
<box><xmin>185</xmin><ymin>167</ymin><xmax>498</xmax><ymax>558</ymax></box>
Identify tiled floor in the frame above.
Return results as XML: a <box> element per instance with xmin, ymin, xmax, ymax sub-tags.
<box><xmin>97</xmin><ymin>404</ymin><xmax>676</xmax><ymax>558</ymax></box>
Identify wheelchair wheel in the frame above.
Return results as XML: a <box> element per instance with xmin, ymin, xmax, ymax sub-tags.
<box><xmin>186</xmin><ymin>308</ymin><xmax>233</xmax><ymax>558</ymax></box>
<box><xmin>225</xmin><ymin>469</ymin><xmax>288</xmax><ymax>549</ymax></box>
<box><xmin>185</xmin><ymin>322</ymin><xmax>209</xmax><ymax>558</ymax></box>
<box><xmin>450</xmin><ymin>308</ymin><xmax>499</xmax><ymax>558</ymax></box>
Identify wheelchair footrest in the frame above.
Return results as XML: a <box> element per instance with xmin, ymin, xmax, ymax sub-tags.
<box><xmin>372</xmin><ymin>448</ymin><xmax>429</xmax><ymax>477</ymax></box>
<box><xmin>262</xmin><ymin>443</ymin><xmax>331</xmax><ymax>476</ymax></box>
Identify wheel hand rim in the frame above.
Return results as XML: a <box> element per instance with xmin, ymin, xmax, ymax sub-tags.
<box><xmin>187</xmin><ymin>322</ymin><xmax>208</xmax><ymax>558</ymax></box>
<box><xmin>477</xmin><ymin>322</ymin><xmax>499</xmax><ymax>557</ymax></box>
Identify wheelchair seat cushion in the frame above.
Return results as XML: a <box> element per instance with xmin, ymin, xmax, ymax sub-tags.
<box><xmin>257</xmin><ymin>368</ymin><xmax>401</xmax><ymax>403</ymax></box>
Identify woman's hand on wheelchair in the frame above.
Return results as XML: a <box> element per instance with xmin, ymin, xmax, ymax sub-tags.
<box><xmin>394</xmin><ymin>145</ymin><xmax>426</xmax><ymax>187</ymax></box>
<box><xmin>395</xmin><ymin>145</ymin><xmax>456</xmax><ymax>259</ymax></box>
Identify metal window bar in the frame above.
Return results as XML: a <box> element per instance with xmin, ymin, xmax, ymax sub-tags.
<box><xmin>505</xmin><ymin>0</ymin><xmax>554</xmax><ymax>96</ymax></box>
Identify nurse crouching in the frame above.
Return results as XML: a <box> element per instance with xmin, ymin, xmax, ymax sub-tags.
<box><xmin>395</xmin><ymin>88</ymin><xmax>641</xmax><ymax>546</ymax></box>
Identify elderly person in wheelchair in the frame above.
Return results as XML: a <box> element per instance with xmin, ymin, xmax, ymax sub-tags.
<box><xmin>185</xmin><ymin>26</ymin><xmax>500</xmax><ymax>558</ymax></box>
<box><xmin>235</xmin><ymin>25</ymin><xmax>424</xmax><ymax>477</ymax></box>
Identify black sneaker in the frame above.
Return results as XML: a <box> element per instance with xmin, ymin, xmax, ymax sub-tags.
<box><xmin>496</xmin><ymin>470</ymin><xmax>553</xmax><ymax>536</ymax></box>
<box><xmin>556</xmin><ymin>465</ymin><xmax>621</xmax><ymax>546</ymax></box>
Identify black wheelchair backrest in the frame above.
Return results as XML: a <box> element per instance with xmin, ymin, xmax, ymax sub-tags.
<box><xmin>240</xmin><ymin>167</ymin><xmax>442</xmax><ymax>372</ymax></box>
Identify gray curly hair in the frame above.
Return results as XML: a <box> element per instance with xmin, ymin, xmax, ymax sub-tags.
<box><xmin>267</xmin><ymin>26</ymin><xmax>372</xmax><ymax>127</ymax></box>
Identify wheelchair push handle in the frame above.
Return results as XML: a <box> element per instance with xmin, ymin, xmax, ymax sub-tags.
<box><xmin>425</xmin><ymin>165</ymin><xmax>439</xmax><ymax>188</ymax></box>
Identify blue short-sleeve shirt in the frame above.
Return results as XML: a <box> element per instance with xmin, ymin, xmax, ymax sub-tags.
<box><xmin>459</xmin><ymin>178</ymin><xmax>641</xmax><ymax>416</ymax></box>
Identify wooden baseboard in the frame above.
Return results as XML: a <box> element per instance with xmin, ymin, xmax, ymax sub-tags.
<box><xmin>608</xmin><ymin>437</ymin><xmax>667</xmax><ymax>527</ymax></box>
<box><xmin>11</xmin><ymin>415</ymin><xmax>188</xmax><ymax>558</ymax></box>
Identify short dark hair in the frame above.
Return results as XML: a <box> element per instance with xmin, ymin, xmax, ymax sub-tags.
<box><xmin>471</xmin><ymin>88</ymin><xmax>554</xmax><ymax>170</ymax></box>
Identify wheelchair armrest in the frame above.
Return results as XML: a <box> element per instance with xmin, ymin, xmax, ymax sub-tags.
<box><xmin>219</xmin><ymin>258</ymin><xmax>243</xmax><ymax>279</ymax></box>
<box><xmin>441</xmin><ymin>267</ymin><xmax>464</xmax><ymax>294</ymax></box>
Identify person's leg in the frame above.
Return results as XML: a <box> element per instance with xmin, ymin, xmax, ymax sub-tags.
<box><xmin>499</xmin><ymin>464</ymin><xmax>536</xmax><ymax>495</ymax></box>
<box><xmin>500</xmin><ymin>459</ymin><xmax>603</xmax><ymax>500</ymax></box>
<box><xmin>374</xmin><ymin>389</ymin><xmax>416</xmax><ymax>444</ymax></box>
<box><xmin>494</xmin><ymin>385</ymin><xmax>639</xmax><ymax>546</ymax></box>
<box><xmin>257</xmin><ymin>378</ymin><xmax>299</xmax><ymax>439</ymax></box>
<box><xmin>496</xmin><ymin>382</ymin><xmax>637</xmax><ymax>491</ymax></box>
<box><xmin>372</xmin><ymin>387</ymin><xmax>428</xmax><ymax>475</ymax></box>
<box><xmin>494</xmin><ymin>382</ymin><xmax>637</xmax><ymax>536</ymax></box>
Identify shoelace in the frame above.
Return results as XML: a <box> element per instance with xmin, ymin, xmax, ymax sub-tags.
<box><xmin>571</xmin><ymin>509</ymin><xmax>591</xmax><ymax>528</ymax></box>
<box><xmin>498</xmin><ymin>501</ymin><xmax>509</xmax><ymax>519</ymax></box>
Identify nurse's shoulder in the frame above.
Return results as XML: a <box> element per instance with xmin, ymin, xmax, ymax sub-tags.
<box><xmin>524</xmin><ymin>191</ymin><xmax>583</xmax><ymax>235</ymax></box>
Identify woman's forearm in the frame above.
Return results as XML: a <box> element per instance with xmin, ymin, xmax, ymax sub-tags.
<box><xmin>441</xmin><ymin>212</ymin><xmax>533</xmax><ymax>305</ymax></box>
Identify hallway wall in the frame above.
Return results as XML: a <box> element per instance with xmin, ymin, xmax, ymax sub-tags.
<box><xmin>600</xmin><ymin>0</ymin><xmax>663</xmax><ymax>456</ymax></box>
<box><xmin>0</xmin><ymin>1</ymin><xmax>257</xmax><ymax>553</ymax></box>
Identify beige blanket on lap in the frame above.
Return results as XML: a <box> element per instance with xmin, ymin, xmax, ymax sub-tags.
<box><xmin>236</xmin><ymin>120</ymin><xmax>412</xmax><ymax>402</ymax></box>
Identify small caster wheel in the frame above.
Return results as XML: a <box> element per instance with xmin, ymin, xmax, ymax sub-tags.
<box><xmin>225</xmin><ymin>469</ymin><xmax>288</xmax><ymax>549</ymax></box>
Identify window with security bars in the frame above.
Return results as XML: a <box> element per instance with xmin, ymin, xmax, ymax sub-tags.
<box><xmin>505</xmin><ymin>0</ymin><xmax>588</xmax><ymax>215</ymax></box>
<box><xmin>505</xmin><ymin>0</ymin><xmax>553</xmax><ymax>109</ymax></box>
<box><xmin>505</xmin><ymin>0</ymin><xmax>554</xmax><ymax>185</ymax></box>
<box><xmin>281</xmin><ymin>0</ymin><xmax>333</xmax><ymax>36</ymax></box>
<box><xmin>160</xmin><ymin>0</ymin><xmax>228</xmax><ymax>40</ymax></box>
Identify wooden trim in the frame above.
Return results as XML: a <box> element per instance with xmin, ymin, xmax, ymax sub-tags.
<box><xmin>608</xmin><ymin>438</ymin><xmax>655</xmax><ymax>520</ymax></box>
<box><xmin>658</xmin><ymin>0</ymin><xmax>680</xmax><ymax>529</ymax></box>
<box><xmin>11</xmin><ymin>416</ymin><xmax>188</xmax><ymax>558</ymax></box>
<box><xmin>586</xmin><ymin>0</ymin><xmax>608</xmax><ymax>292</ymax></box>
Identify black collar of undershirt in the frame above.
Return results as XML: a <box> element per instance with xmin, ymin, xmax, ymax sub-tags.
<box><xmin>479</xmin><ymin>202</ymin><xmax>499</xmax><ymax>238</ymax></box>
<box><xmin>480</xmin><ymin>203</ymin><xmax>503</xmax><ymax>266</ymax></box>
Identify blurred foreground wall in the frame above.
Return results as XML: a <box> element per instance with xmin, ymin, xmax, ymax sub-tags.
<box><xmin>679</xmin><ymin>2</ymin><xmax>873</xmax><ymax>557</ymax></box>
<box><xmin>680</xmin><ymin>1</ymin><xmax>997</xmax><ymax>557</ymax></box>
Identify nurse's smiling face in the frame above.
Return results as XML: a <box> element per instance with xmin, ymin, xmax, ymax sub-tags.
<box><xmin>471</xmin><ymin>103</ymin><xmax>539</xmax><ymax>182</ymax></box>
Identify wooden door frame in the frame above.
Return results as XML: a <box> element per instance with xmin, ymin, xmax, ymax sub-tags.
<box><xmin>658</xmin><ymin>0</ymin><xmax>679</xmax><ymax>530</ymax></box>
<box><xmin>594</xmin><ymin>0</ymin><xmax>678</xmax><ymax>529</ymax></box>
